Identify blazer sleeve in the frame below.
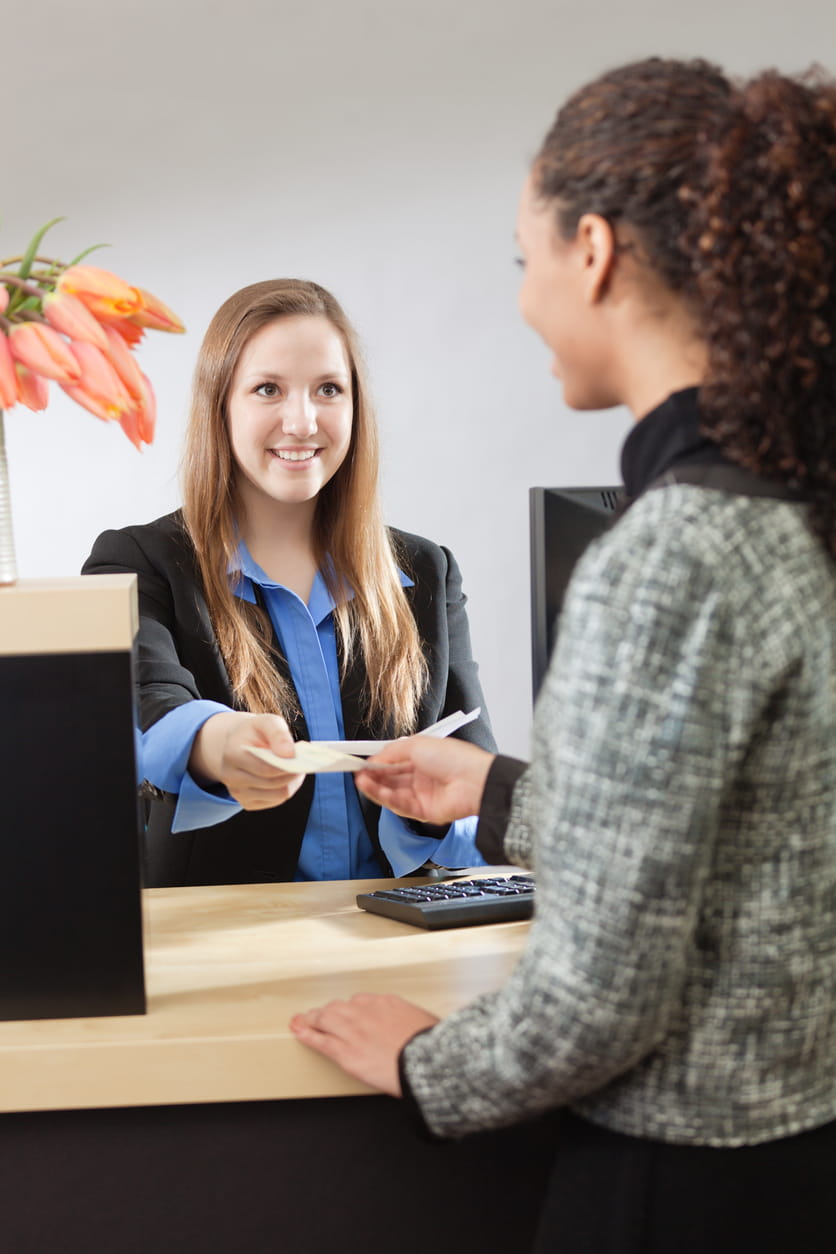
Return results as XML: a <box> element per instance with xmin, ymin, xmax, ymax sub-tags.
<box><xmin>391</xmin><ymin>529</ymin><xmax>496</xmax><ymax>753</ymax></box>
<box><xmin>476</xmin><ymin>754</ymin><xmax>530</xmax><ymax>863</ymax></box>
<box><xmin>437</xmin><ymin>544</ymin><xmax>497</xmax><ymax>752</ymax></box>
<box><xmin>81</xmin><ymin>518</ymin><xmax>232</xmax><ymax>732</ymax></box>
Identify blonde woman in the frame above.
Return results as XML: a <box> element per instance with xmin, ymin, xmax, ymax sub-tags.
<box><xmin>84</xmin><ymin>279</ymin><xmax>494</xmax><ymax>886</ymax></box>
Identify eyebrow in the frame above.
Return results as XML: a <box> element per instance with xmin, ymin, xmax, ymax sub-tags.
<box><xmin>241</xmin><ymin>369</ymin><xmax>350</xmax><ymax>383</ymax></box>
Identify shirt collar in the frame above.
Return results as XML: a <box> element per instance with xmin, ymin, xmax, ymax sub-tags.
<box><xmin>620</xmin><ymin>386</ymin><xmax>734</xmax><ymax>499</ymax></box>
<box><xmin>230</xmin><ymin>542</ymin><xmax>413</xmax><ymax>623</ymax></box>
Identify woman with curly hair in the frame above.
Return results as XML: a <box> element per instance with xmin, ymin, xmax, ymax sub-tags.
<box><xmin>84</xmin><ymin>279</ymin><xmax>494</xmax><ymax>886</ymax></box>
<box><xmin>292</xmin><ymin>59</ymin><xmax>836</xmax><ymax>1250</ymax></box>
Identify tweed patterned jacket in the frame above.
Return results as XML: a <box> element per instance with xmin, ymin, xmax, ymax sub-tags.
<box><xmin>402</xmin><ymin>482</ymin><xmax>836</xmax><ymax>1146</ymax></box>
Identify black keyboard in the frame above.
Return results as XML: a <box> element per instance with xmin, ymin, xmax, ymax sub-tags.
<box><xmin>356</xmin><ymin>874</ymin><xmax>536</xmax><ymax>930</ymax></box>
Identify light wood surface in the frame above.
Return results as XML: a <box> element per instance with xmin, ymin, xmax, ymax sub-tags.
<box><xmin>0</xmin><ymin>573</ymin><xmax>138</xmax><ymax>654</ymax></box>
<box><xmin>0</xmin><ymin>875</ymin><xmax>528</xmax><ymax>1114</ymax></box>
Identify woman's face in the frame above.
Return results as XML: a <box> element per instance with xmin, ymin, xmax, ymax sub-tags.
<box><xmin>226</xmin><ymin>314</ymin><xmax>353</xmax><ymax>519</ymax></box>
<box><xmin>515</xmin><ymin>174</ymin><xmax>616</xmax><ymax>410</ymax></box>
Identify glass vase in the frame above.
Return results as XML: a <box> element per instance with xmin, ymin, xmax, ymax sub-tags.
<box><xmin>0</xmin><ymin>407</ymin><xmax>18</xmax><ymax>585</ymax></box>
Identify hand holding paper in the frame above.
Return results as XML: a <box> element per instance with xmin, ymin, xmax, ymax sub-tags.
<box><xmin>353</xmin><ymin>731</ymin><xmax>496</xmax><ymax>825</ymax></box>
<box><xmin>191</xmin><ymin>710</ymin><xmax>307</xmax><ymax>810</ymax></box>
<box><xmin>244</xmin><ymin>709</ymin><xmax>481</xmax><ymax>776</ymax></box>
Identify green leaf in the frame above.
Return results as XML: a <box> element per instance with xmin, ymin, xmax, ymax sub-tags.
<box><xmin>18</xmin><ymin>217</ymin><xmax>65</xmax><ymax>280</ymax></box>
<box><xmin>67</xmin><ymin>241</ymin><xmax>109</xmax><ymax>267</ymax></box>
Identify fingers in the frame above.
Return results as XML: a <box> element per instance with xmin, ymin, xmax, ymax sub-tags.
<box><xmin>250</xmin><ymin>713</ymin><xmax>296</xmax><ymax>758</ymax></box>
<box><xmin>190</xmin><ymin>711</ymin><xmax>307</xmax><ymax>810</ymax></box>
<box><xmin>354</xmin><ymin>766</ymin><xmax>417</xmax><ymax>808</ymax></box>
<box><xmin>231</xmin><ymin>770</ymin><xmax>305</xmax><ymax>810</ymax></box>
<box><xmin>289</xmin><ymin>994</ymin><xmax>440</xmax><ymax>1096</ymax></box>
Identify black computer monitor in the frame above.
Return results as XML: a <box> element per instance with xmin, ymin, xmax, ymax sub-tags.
<box><xmin>529</xmin><ymin>486</ymin><xmax>623</xmax><ymax>700</ymax></box>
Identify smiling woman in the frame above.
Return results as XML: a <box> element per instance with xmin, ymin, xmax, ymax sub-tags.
<box><xmin>227</xmin><ymin>315</ymin><xmax>354</xmax><ymax>538</ymax></box>
<box><xmin>81</xmin><ymin>278</ymin><xmax>495</xmax><ymax>887</ymax></box>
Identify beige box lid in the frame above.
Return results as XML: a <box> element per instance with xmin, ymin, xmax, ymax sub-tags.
<box><xmin>0</xmin><ymin>574</ymin><xmax>138</xmax><ymax>655</ymax></box>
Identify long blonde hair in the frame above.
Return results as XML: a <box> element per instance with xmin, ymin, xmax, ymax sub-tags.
<box><xmin>181</xmin><ymin>278</ymin><xmax>427</xmax><ymax>734</ymax></box>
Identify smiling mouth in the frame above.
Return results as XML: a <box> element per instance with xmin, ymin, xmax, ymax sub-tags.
<box><xmin>271</xmin><ymin>448</ymin><xmax>320</xmax><ymax>462</ymax></box>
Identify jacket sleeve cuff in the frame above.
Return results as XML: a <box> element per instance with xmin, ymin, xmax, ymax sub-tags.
<box><xmin>475</xmin><ymin>754</ymin><xmax>529</xmax><ymax>863</ymax></box>
<box><xmin>397</xmin><ymin>1028</ymin><xmax>444</xmax><ymax>1141</ymax></box>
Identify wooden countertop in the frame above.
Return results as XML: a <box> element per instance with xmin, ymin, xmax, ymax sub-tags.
<box><xmin>0</xmin><ymin>875</ymin><xmax>529</xmax><ymax>1114</ymax></box>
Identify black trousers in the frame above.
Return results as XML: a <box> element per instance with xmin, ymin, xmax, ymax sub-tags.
<box><xmin>532</xmin><ymin>1110</ymin><xmax>836</xmax><ymax>1254</ymax></box>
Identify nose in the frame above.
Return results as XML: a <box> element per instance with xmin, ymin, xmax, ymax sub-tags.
<box><xmin>281</xmin><ymin>391</ymin><xmax>318</xmax><ymax>438</ymax></box>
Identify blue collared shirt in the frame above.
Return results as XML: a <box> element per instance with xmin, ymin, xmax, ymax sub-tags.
<box><xmin>140</xmin><ymin>545</ymin><xmax>483</xmax><ymax>880</ymax></box>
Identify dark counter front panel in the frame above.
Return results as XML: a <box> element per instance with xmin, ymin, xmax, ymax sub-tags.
<box><xmin>0</xmin><ymin>649</ymin><xmax>145</xmax><ymax>1020</ymax></box>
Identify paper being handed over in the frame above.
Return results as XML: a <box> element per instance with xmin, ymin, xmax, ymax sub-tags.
<box><xmin>245</xmin><ymin>708</ymin><xmax>480</xmax><ymax>775</ymax></box>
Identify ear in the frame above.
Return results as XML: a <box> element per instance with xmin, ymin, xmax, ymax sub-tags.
<box><xmin>575</xmin><ymin>213</ymin><xmax>616</xmax><ymax>304</ymax></box>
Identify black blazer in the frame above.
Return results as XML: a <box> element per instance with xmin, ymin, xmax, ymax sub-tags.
<box><xmin>83</xmin><ymin>512</ymin><xmax>495</xmax><ymax>887</ymax></box>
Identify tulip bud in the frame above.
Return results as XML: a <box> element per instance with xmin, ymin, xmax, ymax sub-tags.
<box><xmin>70</xmin><ymin>341</ymin><xmax>133</xmax><ymax>416</ymax></box>
<box><xmin>43</xmin><ymin>291</ymin><xmax>110</xmax><ymax>351</ymax></box>
<box><xmin>0</xmin><ymin>285</ymin><xmax>8</xmax><ymax>315</ymax></box>
<box><xmin>0</xmin><ymin>334</ymin><xmax>19</xmax><ymax>408</ymax></box>
<box><xmin>101</xmin><ymin>325</ymin><xmax>146</xmax><ymax>400</ymax></box>
<box><xmin>60</xmin><ymin>381</ymin><xmax>121</xmax><ymax>423</ymax></box>
<box><xmin>8</xmin><ymin>322</ymin><xmax>82</xmax><ymax>385</ymax></box>
<box><xmin>130</xmin><ymin>287</ymin><xmax>185</xmax><ymax>334</ymax></box>
<box><xmin>15</xmin><ymin>363</ymin><xmax>50</xmax><ymax>411</ymax></box>
<box><xmin>56</xmin><ymin>265</ymin><xmax>140</xmax><ymax>319</ymax></box>
<box><xmin>135</xmin><ymin>371</ymin><xmax>156</xmax><ymax>444</ymax></box>
<box><xmin>112</xmin><ymin>364</ymin><xmax>156</xmax><ymax>449</ymax></box>
<box><xmin>96</xmin><ymin>314</ymin><xmax>145</xmax><ymax>347</ymax></box>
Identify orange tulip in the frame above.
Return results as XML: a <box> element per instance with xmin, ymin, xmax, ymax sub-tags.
<box><xmin>8</xmin><ymin>322</ymin><xmax>81</xmax><ymax>385</ymax></box>
<box><xmin>15</xmin><ymin>363</ymin><xmax>49</xmax><ymax>411</ymax></box>
<box><xmin>0</xmin><ymin>334</ymin><xmax>18</xmax><ymax>408</ymax></box>
<box><xmin>134</xmin><ymin>371</ymin><xmax>156</xmax><ymax>444</ymax></box>
<box><xmin>43</xmin><ymin>290</ymin><xmax>110</xmax><ymax>351</ymax></box>
<box><xmin>96</xmin><ymin>314</ymin><xmax>145</xmax><ymax>347</ymax></box>
<box><xmin>117</xmin><ymin>405</ymin><xmax>143</xmax><ymax>450</ymax></box>
<box><xmin>130</xmin><ymin>287</ymin><xmax>185</xmax><ymax>334</ymax></box>
<box><xmin>114</xmin><ymin>374</ymin><xmax>156</xmax><ymax>449</ymax></box>
<box><xmin>101</xmin><ymin>325</ymin><xmax>146</xmax><ymax>400</ymax></box>
<box><xmin>61</xmin><ymin>383</ymin><xmax>120</xmax><ymax>423</ymax></box>
<box><xmin>69</xmin><ymin>341</ymin><xmax>133</xmax><ymax>418</ymax></box>
<box><xmin>101</xmin><ymin>327</ymin><xmax>157</xmax><ymax>447</ymax></box>
<box><xmin>56</xmin><ymin>264</ymin><xmax>140</xmax><ymax>320</ymax></box>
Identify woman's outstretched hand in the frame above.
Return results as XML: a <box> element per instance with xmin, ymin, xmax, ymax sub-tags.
<box><xmin>290</xmin><ymin>994</ymin><xmax>439</xmax><ymax>1095</ymax></box>
<box><xmin>355</xmin><ymin>735</ymin><xmax>495</xmax><ymax>825</ymax></box>
<box><xmin>189</xmin><ymin>711</ymin><xmax>306</xmax><ymax>809</ymax></box>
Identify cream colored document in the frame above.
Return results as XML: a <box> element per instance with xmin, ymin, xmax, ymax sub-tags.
<box><xmin>244</xmin><ymin>708</ymin><xmax>480</xmax><ymax>775</ymax></box>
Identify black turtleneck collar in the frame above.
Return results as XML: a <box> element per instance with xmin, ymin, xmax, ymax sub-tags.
<box><xmin>620</xmin><ymin>387</ymin><xmax>735</xmax><ymax>500</ymax></box>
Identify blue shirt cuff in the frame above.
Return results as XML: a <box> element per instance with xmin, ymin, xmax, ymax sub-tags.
<box><xmin>377</xmin><ymin>811</ymin><xmax>486</xmax><ymax>878</ymax></box>
<box><xmin>172</xmin><ymin>771</ymin><xmax>242</xmax><ymax>833</ymax></box>
<box><xmin>139</xmin><ymin>700</ymin><xmax>244</xmax><ymax>833</ymax></box>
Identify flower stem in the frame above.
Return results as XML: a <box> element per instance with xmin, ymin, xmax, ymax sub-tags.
<box><xmin>0</xmin><ymin>273</ymin><xmax>46</xmax><ymax>298</ymax></box>
<box><xmin>0</xmin><ymin>408</ymin><xmax>18</xmax><ymax>585</ymax></box>
<box><xmin>0</xmin><ymin>254</ymin><xmax>63</xmax><ymax>268</ymax></box>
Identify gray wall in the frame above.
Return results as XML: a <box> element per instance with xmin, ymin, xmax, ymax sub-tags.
<box><xmin>4</xmin><ymin>0</ymin><xmax>833</xmax><ymax>755</ymax></box>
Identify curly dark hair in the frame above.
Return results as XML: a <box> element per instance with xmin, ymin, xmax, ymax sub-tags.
<box><xmin>533</xmin><ymin>57</ymin><xmax>836</xmax><ymax>557</ymax></box>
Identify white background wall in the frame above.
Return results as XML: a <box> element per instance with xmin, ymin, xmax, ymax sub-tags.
<box><xmin>3</xmin><ymin>0</ymin><xmax>833</xmax><ymax>756</ymax></box>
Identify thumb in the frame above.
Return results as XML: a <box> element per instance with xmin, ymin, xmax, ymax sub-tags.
<box><xmin>250</xmin><ymin>713</ymin><xmax>296</xmax><ymax>757</ymax></box>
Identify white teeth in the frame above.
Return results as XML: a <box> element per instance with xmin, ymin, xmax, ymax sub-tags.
<box><xmin>274</xmin><ymin>449</ymin><xmax>317</xmax><ymax>461</ymax></box>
